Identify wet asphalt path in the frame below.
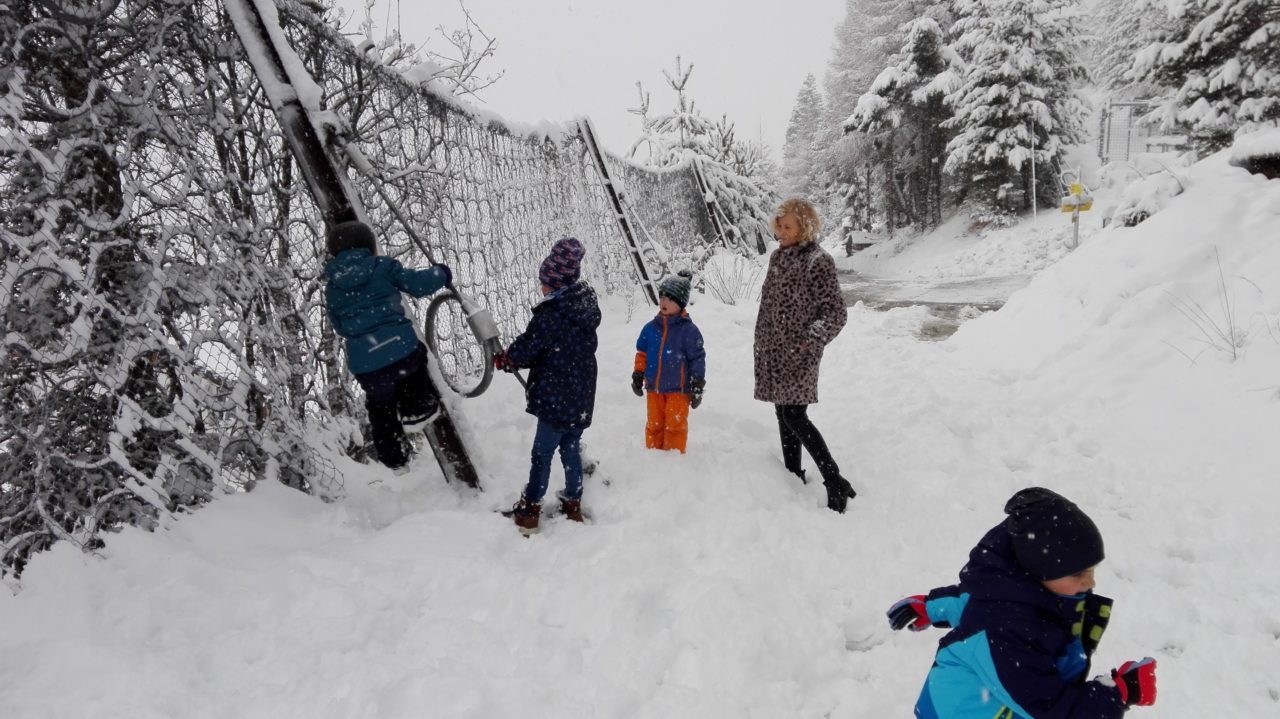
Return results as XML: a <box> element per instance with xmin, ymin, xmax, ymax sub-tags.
<box><xmin>839</xmin><ymin>272</ymin><xmax>1032</xmax><ymax>340</ymax></box>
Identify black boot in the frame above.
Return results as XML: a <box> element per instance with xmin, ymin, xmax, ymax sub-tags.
<box><xmin>792</xmin><ymin>468</ymin><xmax>808</xmax><ymax>485</ymax></box>
<box><xmin>824</xmin><ymin>476</ymin><xmax>856</xmax><ymax>514</ymax></box>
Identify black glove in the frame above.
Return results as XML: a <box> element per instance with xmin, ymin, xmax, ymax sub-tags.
<box><xmin>631</xmin><ymin>371</ymin><xmax>645</xmax><ymax>397</ymax></box>
<box><xmin>689</xmin><ymin>378</ymin><xmax>705</xmax><ymax>409</ymax></box>
<box><xmin>435</xmin><ymin>263</ymin><xmax>452</xmax><ymax>286</ymax></box>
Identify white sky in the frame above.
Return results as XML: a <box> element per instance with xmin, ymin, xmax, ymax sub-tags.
<box><xmin>331</xmin><ymin>0</ymin><xmax>847</xmax><ymax>159</ymax></box>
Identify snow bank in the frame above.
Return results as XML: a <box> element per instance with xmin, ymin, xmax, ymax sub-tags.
<box><xmin>842</xmin><ymin>210</ymin><xmax>1082</xmax><ymax>280</ymax></box>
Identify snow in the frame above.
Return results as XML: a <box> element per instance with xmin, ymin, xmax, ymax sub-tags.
<box><xmin>840</xmin><ymin>210</ymin><xmax>1081</xmax><ymax>280</ymax></box>
<box><xmin>1108</xmin><ymin>169</ymin><xmax>1187</xmax><ymax>227</ymax></box>
<box><xmin>1231</xmin><ymin>126</ymin><xmax>1280</xmax><ymax>162</ymax></box>
<box><xmin>4</xmin><ymin>152</ymin><xmax>1280</xmax><ymax>717</ymax></box>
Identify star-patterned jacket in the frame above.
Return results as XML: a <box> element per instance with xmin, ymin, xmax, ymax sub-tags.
<box><xmin>505</xmin><ymin>280</ymin><xmax>601</xmax><ymax>430</ymax></box>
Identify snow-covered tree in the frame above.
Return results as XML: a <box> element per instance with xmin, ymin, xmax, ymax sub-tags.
<box><xmin>640</xmin><ymin>57</ymin><xmax>719</xmax><ymax>165</ymax></box>
<box><xmin>1088</xmin><ymin>0</ymin><xmax>1181</xmax><ymax>96</ymax></box>
<box><xmin>818</xmin><ymin>0</ymin><xmax>950</xmax><ymax>229</ymax></box>
<box><xmin>350</xmin><ymin>0</ymin><xmax>502</xmax><ymax>99</ymax></box>
<box><xmin>825</xmin><ymin>0</ymin><xmax>938</xmax><ymax>125</ymax></box>
<box><xmin>782</xmin><ymin>74</ymin><xmax>826</xmax><ymax>196</ymax></box>
<box><xmin>633</xmin><ymin>58</ymin><xmax>776</xmax><ymax>254</ymax></box>
<box><xmin>1133</xmin><ymin>0</ymin><xmax>1280</xmax><ymax>154</ymax></box>
<box><xmin>944</xmin><ymin>0</ymin><xmax>1090</xmax><ymax>217</ymax></box>
<box><xmin>846</xmin><ymin>17</ymin><xmax>963</xmax><ymax>229</ymax></box>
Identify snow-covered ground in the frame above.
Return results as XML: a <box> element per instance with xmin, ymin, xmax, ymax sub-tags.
<box><xmin>839</xmin><ymin>203</ymin><xmax>1094</xmax><ymax>280</ymax></box>
<box><xmin>3</xmin><ymin>150</ymin><xmax>1279</xmax><ymax>718</ymax></box>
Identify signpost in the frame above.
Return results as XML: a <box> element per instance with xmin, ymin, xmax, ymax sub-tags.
<box><xmin>1060</xmin><ymin>181</ymin><xmax>1093</xmax><ymax>249</ymax></box>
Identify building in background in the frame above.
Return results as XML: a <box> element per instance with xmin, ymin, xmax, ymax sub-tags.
<box><xmin>1097</xmin><ymin>99</ymin><xmax>1187</xmax><ymax>165</ymax></box>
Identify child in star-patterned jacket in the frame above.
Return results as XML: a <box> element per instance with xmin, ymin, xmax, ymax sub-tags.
<box><xmin>631</xmin><ymin>270</ymin><xmax>705</xmax><ymax>454</ymax></box>
<box><xmin>492</xmin><ymin>237</ymin><xmax>601</xmax><ymax>535</ymax></box>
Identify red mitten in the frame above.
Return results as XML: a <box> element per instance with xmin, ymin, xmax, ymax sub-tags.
<box><xmin>493</xmin><ymin>351</ymin><xmax>515</xmax><ymax>373</ymax></box>
<box><xmin>1113</xmin><ymin>658</ymin><xmax>1157</xmax><ymax>706</ymax></box>
<box><xmin>886</xmin><ymin>595</ymin><xmax>931</xmax><ymax>631</ymax></box>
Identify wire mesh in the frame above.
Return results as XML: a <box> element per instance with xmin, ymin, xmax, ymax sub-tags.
<box><xmin>0</xmin><ymin>0</ymin><xmax>720</xmax><ymax>579</ymax></box>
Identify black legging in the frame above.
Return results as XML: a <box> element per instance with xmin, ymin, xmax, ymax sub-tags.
<box><xmin>357</xmin><ymin>344</ymin><xmax>440</xmax><ymax>468</ymax></box>
<box><xmin>775</xmin><ymin>404</ymin><xmax>841</xmax><ymax>483</ymax></box>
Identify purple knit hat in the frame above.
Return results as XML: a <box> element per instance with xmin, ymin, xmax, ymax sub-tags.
<box><xmin>538</xmin><ymin>237</ymin><xmax>585</xmax><ymax>290</ymax></box>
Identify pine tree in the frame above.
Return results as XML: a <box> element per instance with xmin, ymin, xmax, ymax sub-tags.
<box><xmin>644</xmin><ymin>57</ymin><xmax>719</xmax><ymax>165</ymax></box>
<box><xmin>944</xmin><ymin>0</ymin><xmax>1090</xmax><ymax>217</ymax></box>
<box><xmin>783</xmin><ymin>74</ymin><xmax>826</xmax><ymax>196</ymax></box>
<box><xmin>847</xmin><ymin>17</ymin><xmax>963</xmax><ymax>229</ymax></box>
<box><xmin>819</xmin><ymin>0</ymin><xmax>950</xmax><ymax>227</ymax></box>
<box><xmin>1134</xmin><ymin>0</ymin><xmax>1280</xmax><ymax>154</ymax></box>
<box><xmin>1089</xmin><ymin>0</ymin><xmax>1181</xmax><ymax>97</ymax></box>
<box><xmin>825</xmin><ymin>0</ymin><xmax>932</xmax><ymax>125</ymax></box>
<box><xmin>637</xmin><ymin>58</ymin><xmax>776</xmax><ymax>254</ymax></box>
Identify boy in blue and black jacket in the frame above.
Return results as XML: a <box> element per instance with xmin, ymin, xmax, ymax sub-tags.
<box><xmin>493</xmin><ymin>237</ymin><xmax>601</xmax><ymax>534</ymax></box>
<box><xmin>323</xmin><ymin>220</ymin><xmax>451</xmax><ymax>472</ymax></box>
<box><xmin>887</xmin><ymin>487</ymin><xmax>1159</xmax><ymax>719</ymax></box>
<box><xmin>631</xmin><ymin>270</ymin><xmax>706</xmax><ymax>454</ymax></box>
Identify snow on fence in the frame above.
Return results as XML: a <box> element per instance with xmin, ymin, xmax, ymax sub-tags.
<box><xmin>0</xmin><ymin>0</ymin><xmax>712</xmax><ymax>580</ymax></box>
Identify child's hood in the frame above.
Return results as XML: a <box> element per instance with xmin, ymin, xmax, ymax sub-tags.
<box><xmin>537</xmin><ymin>280</ymin><xmax>601</xmax><ymax>329</ymax></box>
<box><xmin>325</xmin><ymin>249</ymin><xmax>377</xmax><ymax>289</ymax></box>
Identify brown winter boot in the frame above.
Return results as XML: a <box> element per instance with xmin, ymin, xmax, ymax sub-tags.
<box><xmin>559</xmin><ymin>497</ymin><xmax>584</xmax><ymax>523</ymax></box>
<box><xmin>555</xmin><ymin>490</ymin><xmax>584</xmax><ymax>522</ymax></box>
<box><xmin>503</xmin><ymin>497</ymin><xmax>541</xmax><ymax>535</ymax></box>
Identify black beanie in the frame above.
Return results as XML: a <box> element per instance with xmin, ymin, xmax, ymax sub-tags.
<box><xmin>1004</xmin><ymin>487</ymin><xmax>1105</xmax><ymax>581</ymax></box>
<box><xmin>327</xmin><ymin>220</ymin><xmax>377</xmax><ymax>257</ymax></box>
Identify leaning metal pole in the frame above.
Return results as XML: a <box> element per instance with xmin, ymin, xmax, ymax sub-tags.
<box><xmin>576</xmin><ymin>118</ymin><xmax>660</xmax><ymax>306</ymax></box>
<box><xmin>222</xmin><ymin>0</ymin><xmax>480</xmax><ymax>489</ymax></box>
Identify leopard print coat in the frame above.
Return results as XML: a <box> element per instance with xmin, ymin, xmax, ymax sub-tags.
<box><xmin>753</xmin><ymin>241</ymin><xmax>847</xmax><ymax>405</ymax></box>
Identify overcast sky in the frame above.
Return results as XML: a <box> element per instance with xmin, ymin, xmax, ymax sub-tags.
<box><xmin>330</xmin><ymin>0</ymin><xmax>847</xmax><ymax>160</ymax></box>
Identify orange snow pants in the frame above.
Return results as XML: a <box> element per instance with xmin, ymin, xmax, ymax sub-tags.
<box><xmin>645</xmin><ymin>391</ymin><xmax>690</xmax><ymax>453</ymax></box>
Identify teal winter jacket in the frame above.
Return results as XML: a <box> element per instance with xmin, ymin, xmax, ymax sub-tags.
<box><xmin>324</xmin><ymin>248</ymin><xmax>450</xmax><ymax>375</ymax></box>
<box><xmin>912</xmin><ymin>523</ymin><xmax>1125</xmax><ymax>719</ymax></box>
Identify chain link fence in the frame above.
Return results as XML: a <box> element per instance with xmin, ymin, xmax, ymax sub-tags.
<box><xmin>0</xmin><ymin>0</ymin><xmax>721</xmax><ymax>581</ymax></box>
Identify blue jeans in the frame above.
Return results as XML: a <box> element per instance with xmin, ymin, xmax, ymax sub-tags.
<box><xmin>524</xmin><ymin>419</ymin><xmax>584</xmax><ymax>503</ymax></box>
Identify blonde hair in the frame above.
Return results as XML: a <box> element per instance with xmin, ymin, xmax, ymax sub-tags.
<box><xmin>772</xmin><ymin>198</ymin><xmax>821</xmax><ymax>244</ymax></box>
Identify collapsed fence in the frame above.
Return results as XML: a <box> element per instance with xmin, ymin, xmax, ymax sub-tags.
<box><xmin>0</xmin><ymin>0</ymin><xmax>741</xmax><ymax>580</ymax></box>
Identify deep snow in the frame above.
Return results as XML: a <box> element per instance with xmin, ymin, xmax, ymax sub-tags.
<box><xmin>2</xmin><ymin>150</ymin><xmax>1279</xmax><ymax>718</ymax></box>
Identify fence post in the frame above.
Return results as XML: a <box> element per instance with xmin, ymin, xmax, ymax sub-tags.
<box><xmin>577</xmin><ymin>117</ymin><xmax>660</xmax><ymax>306</ymax></box>
<box><xmin>690</xmin><ymin>157</ymin><xmax>737</xmax><ymax>252</ymax></box>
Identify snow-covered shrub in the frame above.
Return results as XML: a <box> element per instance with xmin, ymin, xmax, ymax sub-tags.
<box><xmin>1229</xmin><ymin>127</ymin><xmax>1280</xmax><ymax>179</ymax></box>
<box><xmin>700</xmin><ymin>250</ymin><xmax>765</xmax><ymax>306</ymax></box>
<box><xmin>1110</xmin><ymin>170</ymin><xmax>1189</xmax><ymax>227</ymax></box>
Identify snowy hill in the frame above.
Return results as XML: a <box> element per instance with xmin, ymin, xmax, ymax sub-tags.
<box><xmin>2</xmin><ymin>152</ymin><xmax>1278</xmax><ymax>718</ymax></box>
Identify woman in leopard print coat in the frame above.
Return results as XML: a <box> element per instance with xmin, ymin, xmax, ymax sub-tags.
<box><xmin>753</xmin><ymin>199</ymin><xmax>856</xmax><ymax>513</ymax></box>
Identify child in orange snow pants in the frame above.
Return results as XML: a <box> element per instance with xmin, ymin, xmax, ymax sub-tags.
<box><xmin>630</xmin><ymin>271</ymin><xmax>705</xmax><ymax>453</ymax></box>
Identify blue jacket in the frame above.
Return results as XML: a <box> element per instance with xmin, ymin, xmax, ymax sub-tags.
<box><xmin>634</xmin><ymin>312</ymin><xmax>706</xmax><ymax>394</ymax></box>
<box><xmin>505</xmin><ymin>281</ymin><xmax>601</xmax><ymax>430</ymax></box>
<box><xmin>324</xmin><ymin>249</ymin><xmax>450</xmax><ymax>375</ymax></box>
<box><xmin>913</xmin><ymin>523</ymin><xmax>1125</xmax><ymax>719</ymax></box>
